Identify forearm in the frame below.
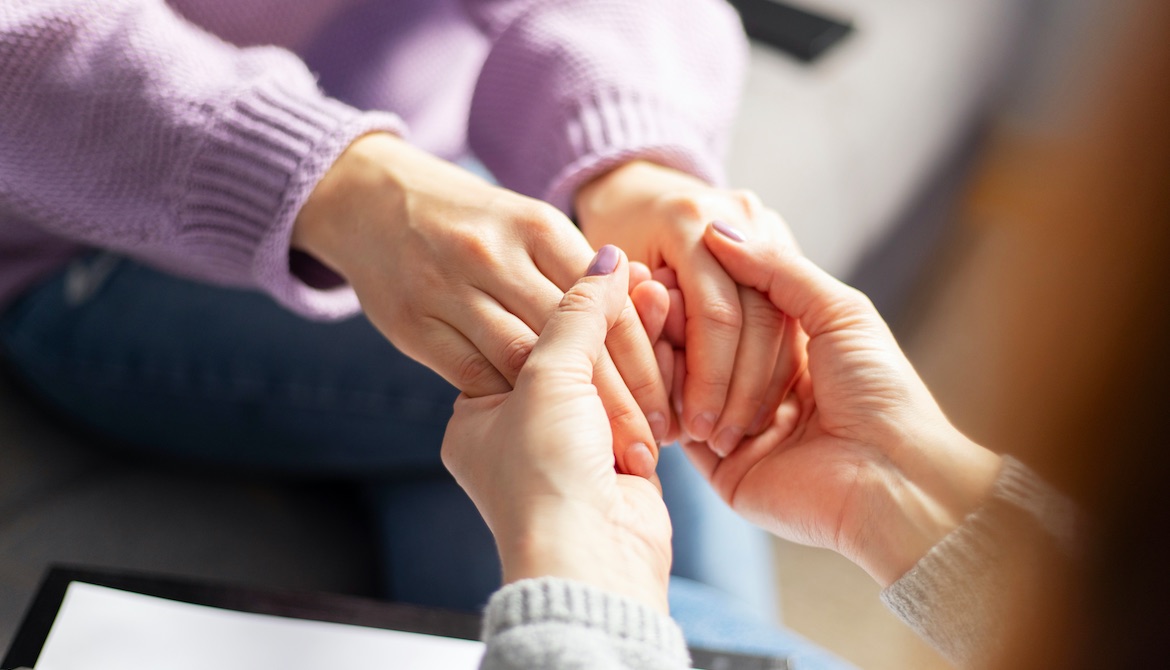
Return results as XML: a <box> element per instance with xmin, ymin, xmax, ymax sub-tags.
<box><xmin>0</xmin><ymin>0</ymin><xmax>401</xmax><ymax>318</ymax></box>
<box><xmin>843</xmin><ymin>430</ymin><xmax>1004</xmax><ymax>587</ymax></box>
<box><xmin>880</xmin><ymin>456</ymin><xmax>1079</xmax><ymax>667</ymax></box>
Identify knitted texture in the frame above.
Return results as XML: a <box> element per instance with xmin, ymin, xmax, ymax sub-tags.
<box><xmin>0</xmin><ymin>0</ymin><xmax>748</xmax><ymax>317</ymax></box>
<box><xmin>880</xmin><ymin>456</ymin><xmax>1078</xmax><ymax>667</ymax></box>
<box><xmin>467</xmin><ymin>0</ymin><xmax>748</xmax><ymax>213</ymax></box>
<box><xmin>481</xmin><ymin>577</ymin><xmax>690</xmax><ymax>670</ymax></box>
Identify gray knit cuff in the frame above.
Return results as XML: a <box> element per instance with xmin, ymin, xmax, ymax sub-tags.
<box><xmin>483</xmin><ymin>577</ymin><xmax>689</xmax><ymax>664</ymax></box>
<box><xmin>880</xmin><ymin>456</ymin><xmax>1078</xmax><ymax>667</ymax></box>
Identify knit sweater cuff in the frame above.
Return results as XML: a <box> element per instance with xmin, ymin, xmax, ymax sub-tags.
<box><xmin>178</xmin><ymin>81</ymin><xmax>405</xmax><ymax>320</ymax></box>
<box><xmin>540</xmin><ymin>92</ymin><xmax>726</xmax><ymax>215</ymax></box>
<box><xmin>482</xmin><ymin>577</ymin><xmax>690</xmax><ymax>667</ymax></box>
<box><xmin>879</xmin><ymin>456</ymin><xmax>1078</xmax><ymax>666</ymax></box>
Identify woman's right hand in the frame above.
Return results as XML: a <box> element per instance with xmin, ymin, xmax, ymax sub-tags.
<box><xmin>686</xmin><ymin>223</ymin><xmax>1004</xmax><ymax>586</ymax></box>
<box><xmin>291</xmin><ymin>133</ymin><xmax>670</xmax><ymax>477</ymax></box>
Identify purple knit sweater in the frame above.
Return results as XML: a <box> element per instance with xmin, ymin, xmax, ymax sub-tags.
<box><xmin>0</xmin><ymin>0</ymin><xmax>747</xmax><ymax>319</ymax></box>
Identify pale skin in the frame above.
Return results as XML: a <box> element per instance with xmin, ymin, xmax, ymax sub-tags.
<box><xmin>292</xmin><ymin>133</ymin><xmax>804</xmax><ymax>475</ymax></box>
<box><xmin>442</xmin><ymin>246</ymin><xmax>670</xmax><ymax>612</ymax></box>
<box><xmin>291</xmin><ymin>133</ymin><xmax>667</xmax><ymax>476</ymax></box>
<box><xmin>441</xmin><ymin>227</ymin><xmax>1003</xmax><ymax>613</ymax></box>
<box><xmin>576</xmin><ymin>161</ymin><xmax>807</xmax><ymax>457</ymax></box>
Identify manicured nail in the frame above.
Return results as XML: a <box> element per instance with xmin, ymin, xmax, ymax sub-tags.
<box><xmin>627</xmin><ymin>442</ymin><xmax>657</xmax><ymax>478</ymax></box>
<box><xmin>712</xmin><ymin>220</ymin><xmax>747</xmax><ymax>242</ymax></box>
<box><xmin>586</xmin><ymin>244</ymin><xmax>620</xmax><ymax>276</ymax></box>
<box><xmin>648</xmin><ymin>412</ymin><xmax>668</xmax><ymax>443</ymax></box>
<box><xmin>689</xmin><ymin>411</ymin><xmax>717</xmax><ymax>442</ymax></box>
<box><xmin>712</xmin><ymin>425</ymin><xmax>744</xmax><ymax>458</ymax></box>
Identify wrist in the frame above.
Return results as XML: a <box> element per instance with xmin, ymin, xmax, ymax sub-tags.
<box><xmin>848</xmin><ymin>430</ymin><xmax>1003</xmax><ymax>587</ymax></box>
<box><xmin>497</xmin><ymin>504</ymin><xmax>671</xmax><ymax>614</ymax></box>
<box><xmin>574</xmin><ymin>160</ymin><xmax>706</xmax><ymax>241</ymax></box>
<box><xmin>291</xmin><ymin>132</ymin><xmax>409</xmax><ymax>280</ymax></box>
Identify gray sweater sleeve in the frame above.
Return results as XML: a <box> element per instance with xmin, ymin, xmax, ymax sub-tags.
<box><xmin>479</xmin><ymin>577</ymin><xmax>690</xmax><ymax>670</ymax></box>
<box><xmin>880</xmin><ymin>456</ymin><xmax>1079</xmax><ymax>667</ymax></box>
<box><xmin>478</xmin><ymin>457</ymin><xmax>1075</xmax><ymax>670</ymax></box>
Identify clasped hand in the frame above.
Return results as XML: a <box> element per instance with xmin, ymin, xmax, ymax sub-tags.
<box><xmin>577</xmin><ymin>161</ymin><xmax>807</xmax><ymax>458</ymax></box>
<box><xmin>293</xmin><ymin>134</ymin><xmax>669</xmax><ymax>477</ymax></box>
<box><xmin>295</xmin><ymin>137</ymin><xmax>805</xmax><ymax>472</ymax></box>
<box><xmin>443</xmin><ymin>225</ymin><xmax>1002</xmax><ymax>612</ymax></box>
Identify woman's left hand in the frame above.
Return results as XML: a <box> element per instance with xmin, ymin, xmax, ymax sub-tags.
<box><xmin>441</xmin><ymin>246</ymin><xmax>673</xmax><ymax>613</ymax></box>
<box><xmin>576</xmin><ymin>161</ymin><xmax>807</xmax><ymax>458</ymax></box>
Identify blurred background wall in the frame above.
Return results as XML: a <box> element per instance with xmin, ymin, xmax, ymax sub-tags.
<box><xmin>744</xmin><ymin>0</ymin><xmax>1169</xmax><ymax>667</ymax></box>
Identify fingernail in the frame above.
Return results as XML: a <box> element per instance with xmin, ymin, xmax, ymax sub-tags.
<box><xmin>648</xmin><ymin>412</ymin><xmax>668</xmax><ymax>443</ymax></box>
<box><xmin>627</xmin><ymin>442</ymin><xmax>657</xmax><ymax>478</ymax></box>
<box><xmin>712</xmin><ymin>425</ymin><xmax>744</xmax><ymax>458</ymax></box>
<box><xmin>712</xmin><ymin>220</ymin><xmax>747</xmax><ymax>242</ymax></box>
<box><xmin>689</xmin><ymin>411</ymin><xmax>717</xmax><ymax>441</ymax></box>
<box><xmin>585</xmin><ymin>244</ymin><xmax>620</xmax><ymax>276</ymax></box>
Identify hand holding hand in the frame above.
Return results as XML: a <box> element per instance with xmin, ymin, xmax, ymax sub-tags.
<box><xmin>686</xmin><ymin>224</ymin><xmax>1003</xmax><ymax>586</ymax></box>
<box><xmin>441</xmin><ymin>246</ymin><xmax>672</xmax><ymax>612</ymax></box>
<box><xmin>576</xmin><ymin>161</ymin><xmax>806</xmax><ymax>458</ymax></box>
<box><xmin>292</xmin><ymin>134</ymin><xmax>670</xmax><ymax>475</ymax></box>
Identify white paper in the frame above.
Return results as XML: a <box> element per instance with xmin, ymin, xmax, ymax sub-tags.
<box><xmin>34</xmin><ymin>582</ymin><xmax>485</xmax><ymax>670</ymax></box>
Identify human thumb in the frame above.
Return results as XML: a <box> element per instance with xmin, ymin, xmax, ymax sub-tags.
<box><xmin>520</xmin><ymin>245</ymin><xmax>629</xmax><ymax>386</ymax></box>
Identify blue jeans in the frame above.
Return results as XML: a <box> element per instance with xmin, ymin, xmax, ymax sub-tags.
<box><xmin>0</xmin><ymin>255</ymin><xmax>849</xmax><ymax>665</ymax></box>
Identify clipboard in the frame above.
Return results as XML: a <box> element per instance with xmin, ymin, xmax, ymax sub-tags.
<box><xmin>4</xmin><ymin>566</ymin><xmax>789</xmax><ymax>670</ymax></box>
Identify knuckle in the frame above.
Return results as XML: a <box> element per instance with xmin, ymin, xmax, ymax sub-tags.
<box><xmin>605</xmin><ymin>394</ymin><xmax>642</xmax><ymax>426</ymax></box>
<box><xmin>813</xmin><ymin>286</ymin><xmax>878</xmax><ymax>335</ymax></box>
<box><xmin>728</xmin><ymin>388</ymin><xmax>768</xmax><ymax>420</ymax></box>
<box><xmin>613</xmin><ymin>301</ymin><xmax>643</xmax><ymax>331</ymax></box>
<box><xmin>497</xmin><ymin>333</ymin><xmax>535</xmax><ymax>376</ymax></box>
<box><xmin>732</xmin><ymin>189</ymin><xmax>761</xmax><ymax>217</ymax></box>
<box><xmin>691</xmin><ymin>365</ymin><xmax>732</xmax><ymax>395</ymax></box>
<box><xmin>840</xmin><ymin>285</ymin><xmax>876</xmax><ymax>314</ymax></box>
<box><xmin>657</xmin><ymin>193</ymin><xmax>705</xmax><ymax>224</ymax></box>
<box><xmin>699</xmin><ymin>299</ymin><xmax>742</xmax><ymax>332</ymax></box>
<box><xmin>557</xmin><ymin>284</ymin><xmax>602</xmax><ymax>315</ymax></box>
<box><xmin>454</xmin><ymin>350</ymin><xmax>499</xmax><ymax>390</ymax></box>
<box><xmin>448</xmin><ymin>226</ymin><xmax>497</xmax><ymax>267</ymax></box>
<box><xmin>519</xmin><ymin>202</ymin><xmax>569</xmax><ymax>235</ymax></box>
<box><xmin>741</xmin><ymin>294</ymin><xmax>784</xmax><ymax>329</ymax></box>
<box><xmin>623</xmin><ymin>369</ymin><xmax>663</xmax><ymax>402</ymax></box>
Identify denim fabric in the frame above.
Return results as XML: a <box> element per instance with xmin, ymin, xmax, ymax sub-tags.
<box><xmin>670</xmin><ymin>577</ymin><xmax>857</xmax><ymax>670</ymax></box>
<box><xmin>0</xmin><ymin>254</ymin><xmax>782</xmax><ymax>621</ymax></box>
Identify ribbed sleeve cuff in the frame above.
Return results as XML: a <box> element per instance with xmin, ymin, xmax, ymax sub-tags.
<box><xmin>540</xmin><ymin>91</ymin><xmax>726</xmax><ymax>215</ymax></box>
<box><xmin>483</xmin><ymin>577</ymin><xmax>689</xmax><ymax>665</ymax></box>
<box><xmin>879</xmin><ymin>456</ymin><xmax>1079</xmax><ymax>666</ymax></box>
<box><xmin>178</xmin><ymin>80</ymin><xmax>405</xmax><ymax>320</ymax></box>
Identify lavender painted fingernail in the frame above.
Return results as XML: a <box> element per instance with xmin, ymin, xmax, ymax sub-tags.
<box><xmin>585</xmin><ymin>244</ymin><xmax>620</xmax><ymax>276</ymax></box>
<box><xmin>712</xmin><ymin>220</ymin><xmax>747</xmax><ymax>242</ymax></box>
